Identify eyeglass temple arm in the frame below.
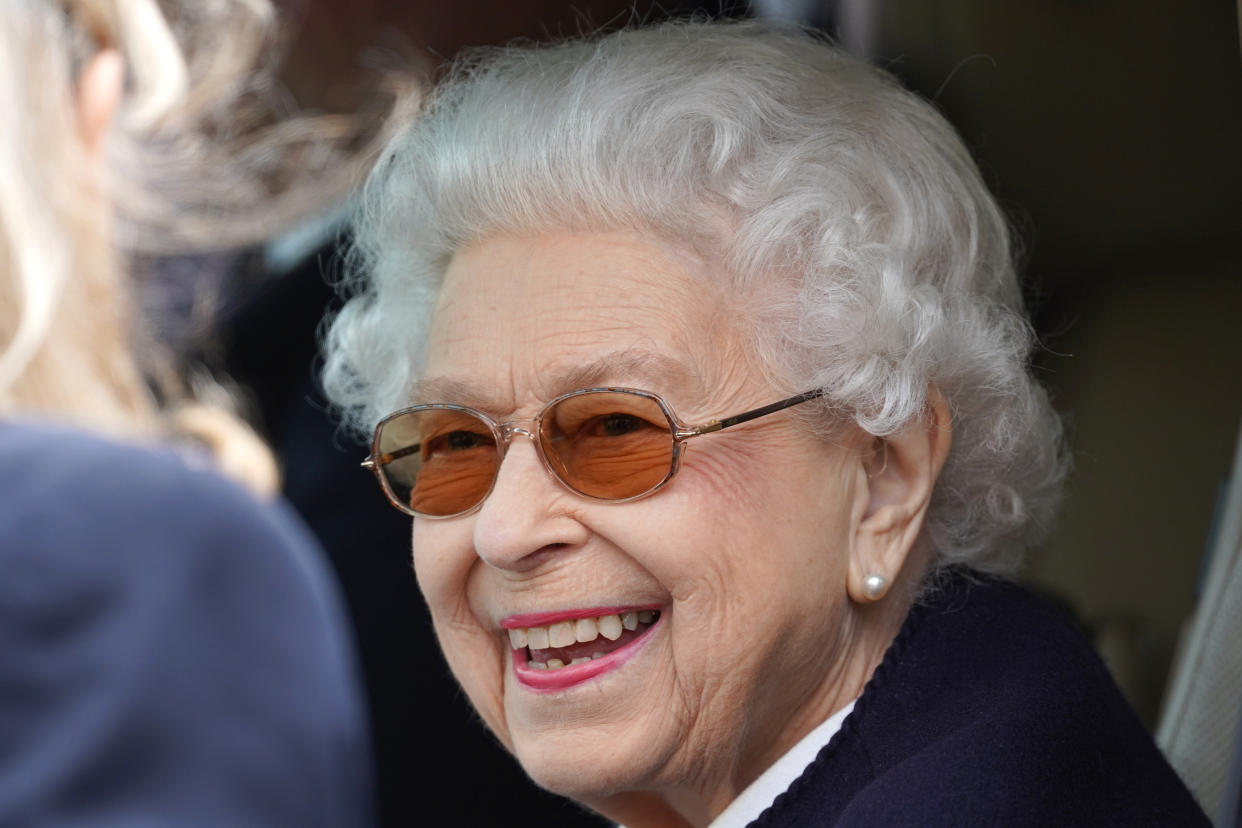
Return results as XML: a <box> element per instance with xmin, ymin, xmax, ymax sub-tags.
<box><xmin>360</xmin><ymin>443</ymin><xmax>422</xmax><ymax>469</ymax></box>
<box><xmin>679</xmin><ymin>389</ymin><xmax>825</xmax><ymax>439</ymax></box>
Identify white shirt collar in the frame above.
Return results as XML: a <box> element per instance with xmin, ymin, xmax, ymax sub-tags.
<box><xmin>707</xmin><ymin>700</ymin><xmax>856</xmax><ymax>828</ymax></box>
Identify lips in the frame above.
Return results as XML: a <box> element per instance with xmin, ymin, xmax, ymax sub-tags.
<box><xmin>504</xmin><ymin>607</ymin><xmax>662</xmax><ymax>691</ymax></box>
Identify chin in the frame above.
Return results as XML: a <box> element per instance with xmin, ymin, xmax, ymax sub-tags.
<box><xmin>508</xmin><ymin>723</ymin><xmax>670</xmax><ymax>803</ymax></box>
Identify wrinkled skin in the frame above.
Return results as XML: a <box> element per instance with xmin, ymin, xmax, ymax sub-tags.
<box><xmin>410</xmin><ymin>230</ymin><xmax>941</xmax><ymax>826</ymax></box>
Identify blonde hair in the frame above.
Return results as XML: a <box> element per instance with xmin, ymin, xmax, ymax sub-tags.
<box><xmin>0</xmin><ymin>0</ymin><xmax>380</xmax><ymax>492</ymax></box>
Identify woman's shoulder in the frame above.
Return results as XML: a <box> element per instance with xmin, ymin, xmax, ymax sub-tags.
<box><xmin>0</xmin><ymin>420</ymin><xmax>374</xmax><ymax>826</ymax></box>
<box><xmin>0</xmin><ymin>420</ymin><xmax>293</xmax><ymax>529</ymax></box>
<box><xmin>0</xmin><ymin>419</ymin><xmax>350</xmax><ymax>668</ymax></box>
<box><xmin>862</xmin><ymin>571</ymin><xmax>1207</xmax><ymax>823</ymax></box>
<box><xmin>754</xmin><ymin>569</ymin><xmax>1209</xmax><ymax>827</ymax></box>
<box><xmin>0</xmin><ymin>420</ymin><xmax>321</xmax><ymax>581</ymax></box>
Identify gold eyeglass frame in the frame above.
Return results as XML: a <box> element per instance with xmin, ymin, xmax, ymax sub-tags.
<box><xmin>362</xmin><ymin>386</ymin><xmax>825</xmax><ymax>519</ymax></box>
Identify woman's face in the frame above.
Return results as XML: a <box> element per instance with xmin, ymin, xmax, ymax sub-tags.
<box><xmin>414</xmin><ymin>230</ymin><xmax>870</xmax><ymax>816</ymax></box>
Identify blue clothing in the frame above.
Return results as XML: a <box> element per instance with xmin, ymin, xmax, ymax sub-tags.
<box><xmin>750</xmin><ymin>570</ymin><xmax>1209</xmax><ymax>827</ymax></box>
<box><xmin>0</xmin><ymin>423</ymin><xmax>373</xmax><ymax>826</ymax></box>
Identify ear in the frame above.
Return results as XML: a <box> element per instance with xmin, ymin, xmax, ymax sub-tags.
<box><xmin>847</xmin><ymin>387</ymin><xmax>952</xmax><ymax>603</ymax></box>
<box><xmin>77</xmin><ymin>49</ymin><xmax>124</xmax><ymax>159</ymax></box>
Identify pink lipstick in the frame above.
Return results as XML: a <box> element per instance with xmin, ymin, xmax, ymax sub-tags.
<box><xmin>505</xmin><ymin>607</ymin><xmax>663</xmax><ymax>692</ymax></box>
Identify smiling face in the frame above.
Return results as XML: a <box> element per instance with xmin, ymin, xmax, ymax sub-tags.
<box><xmin>412</xmin><ymin>230</ymin><xmax>881</xmax><ymax>823</ymax></box>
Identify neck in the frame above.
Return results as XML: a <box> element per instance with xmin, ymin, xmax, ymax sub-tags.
<box><xmin>592</xmin><ymin>585</ymin><xmax>917</xmax><ymax>828</ymax></box>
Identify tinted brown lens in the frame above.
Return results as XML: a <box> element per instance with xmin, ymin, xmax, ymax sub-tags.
<box><xmin>540</xmin><ymin>391</ymin><xmax>674</xmax><ymax>499</ymax></box>
<box><xmin>377</xmin><ymin>408</ymin><xmax>498</xmax><ymax>516</ymax></box>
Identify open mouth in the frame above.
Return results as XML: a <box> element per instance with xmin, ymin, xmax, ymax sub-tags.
<box><xmin>504</xmin><ymin>608</ymin><xmax>662</xmax><ymax>690</ymax></box>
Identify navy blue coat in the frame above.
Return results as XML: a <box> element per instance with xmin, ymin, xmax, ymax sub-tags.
<box><xmin>750</xmin><ymin>570</ymin><xmax>1208</xmax><ymax>827</ymax></box>
<box><xmin>0</xmin><ymin>423</ymin><xmax>373</xmax><ymax>826</ymax></box>
<box><xmin>750</xmin><ymin>573</ymin><xmax>1207</xmax><ymax>824</ymax></box>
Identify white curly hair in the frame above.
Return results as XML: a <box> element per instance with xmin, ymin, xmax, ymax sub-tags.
<box><xmin>322</xmin><ymin>19</ymin><xmax>1067</xmax><ymax>574</ymax></box>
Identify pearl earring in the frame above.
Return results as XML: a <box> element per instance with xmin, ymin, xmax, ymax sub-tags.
<box><xmin>862</xmin><ymin>573</ymin><xmax>889</xmax><ymax>600</ymax></box>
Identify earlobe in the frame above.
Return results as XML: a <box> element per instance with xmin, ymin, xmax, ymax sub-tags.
<box><xmin>77</xmin><ymin>49</ymin><xmax>125</xmax><ymax>159</ymax></box>
<box><xmin>848</xmin><ymin>388</ymin><xmax>952</xmax><ymax>603</ymax></box>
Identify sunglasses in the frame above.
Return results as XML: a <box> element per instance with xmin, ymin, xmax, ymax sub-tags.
<box><xmin>362</xmin><ymin>386</ymin><xmax>824</xmax><ymax>518</ymax></box>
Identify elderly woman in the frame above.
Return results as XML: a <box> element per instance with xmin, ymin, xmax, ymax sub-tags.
<box><xmin>324</xmin><ymin>21</ymin><xmax>1207</xmax><ymax>827</ymax></box>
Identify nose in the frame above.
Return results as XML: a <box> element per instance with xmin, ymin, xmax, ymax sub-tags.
<box><xmin>471</xmin><ymin>429</ymin><xmax>588</xmax><ymax>572</ymax></box>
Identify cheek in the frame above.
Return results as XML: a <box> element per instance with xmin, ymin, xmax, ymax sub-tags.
<box><xmin>678</xmin><ymin>433</ymin><xmax>854</xmax><ymax>551</ymax></box>
<box><xmin>651</xmin><ymin>436</ymin><xmax>856</xmax><ymax>640</ymax></box>
<box><xmin>411</xmin><ymin>522</ymin><xmax>474</xmax><ymax>617</ymax></box>
<box><xmin>412</xmin><ymin>522</ymin><xmax>510</xmax><ymax>744</ymax></box>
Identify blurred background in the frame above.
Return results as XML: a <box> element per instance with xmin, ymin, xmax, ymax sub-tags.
<box><xmin>174</xmin><ymin>1</ymin><xmax>1242</xmax><ymax>824</ymax></box>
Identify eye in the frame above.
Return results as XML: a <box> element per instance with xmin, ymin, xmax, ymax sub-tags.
<box><xmin>548</xmin><ymin>393</ymin><xmax>671</xmax><ymax>443</ymax></box>
<box><xmin>591</xmin><ymin>413</ymin><xmax>647</xmax><ymax>437</ymax></box>
<box><xmin>423</xmin><ymin>429</ymin><xmax>492</xmax><ymax>458</ymax></box>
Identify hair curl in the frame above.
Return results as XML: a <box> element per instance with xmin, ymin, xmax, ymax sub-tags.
<box><xmin>323</xmin><ymin>20</ymin><xmax>1067</xmax><ymax>573</ymax></box>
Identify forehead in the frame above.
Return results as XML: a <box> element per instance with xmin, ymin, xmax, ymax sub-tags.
<box><xmin>423</xmin><ymin>231</ymin><xmax>734</xmax><ymax>410</ymax></box>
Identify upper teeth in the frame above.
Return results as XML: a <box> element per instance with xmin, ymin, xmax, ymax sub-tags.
<box><xmin>508</xmin><ymin>609</ymin><xmax>655</xmax><ymax>650</ymax></box>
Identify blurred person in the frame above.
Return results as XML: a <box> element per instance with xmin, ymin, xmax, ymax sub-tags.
<box><xmin>0</xmin><ymin>0</ymin><xmax>373</xmax><ymax>823</ymax></box>
<box><xmin>324</xmin><ymin>21</ymin><xmax>1209</xmax><ymax>827</ymax></box>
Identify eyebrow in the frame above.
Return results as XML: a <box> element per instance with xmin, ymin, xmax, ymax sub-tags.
<box><xmin>410</xmin><ymin>348</ymin><xmax>706</xmax><ymax>413</ymax></box>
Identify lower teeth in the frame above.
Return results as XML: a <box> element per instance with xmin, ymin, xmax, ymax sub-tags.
<box><xmin>530</xmin><ymin>652</ymin><xmax>606</xmax><ymax>670</ymax></box>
